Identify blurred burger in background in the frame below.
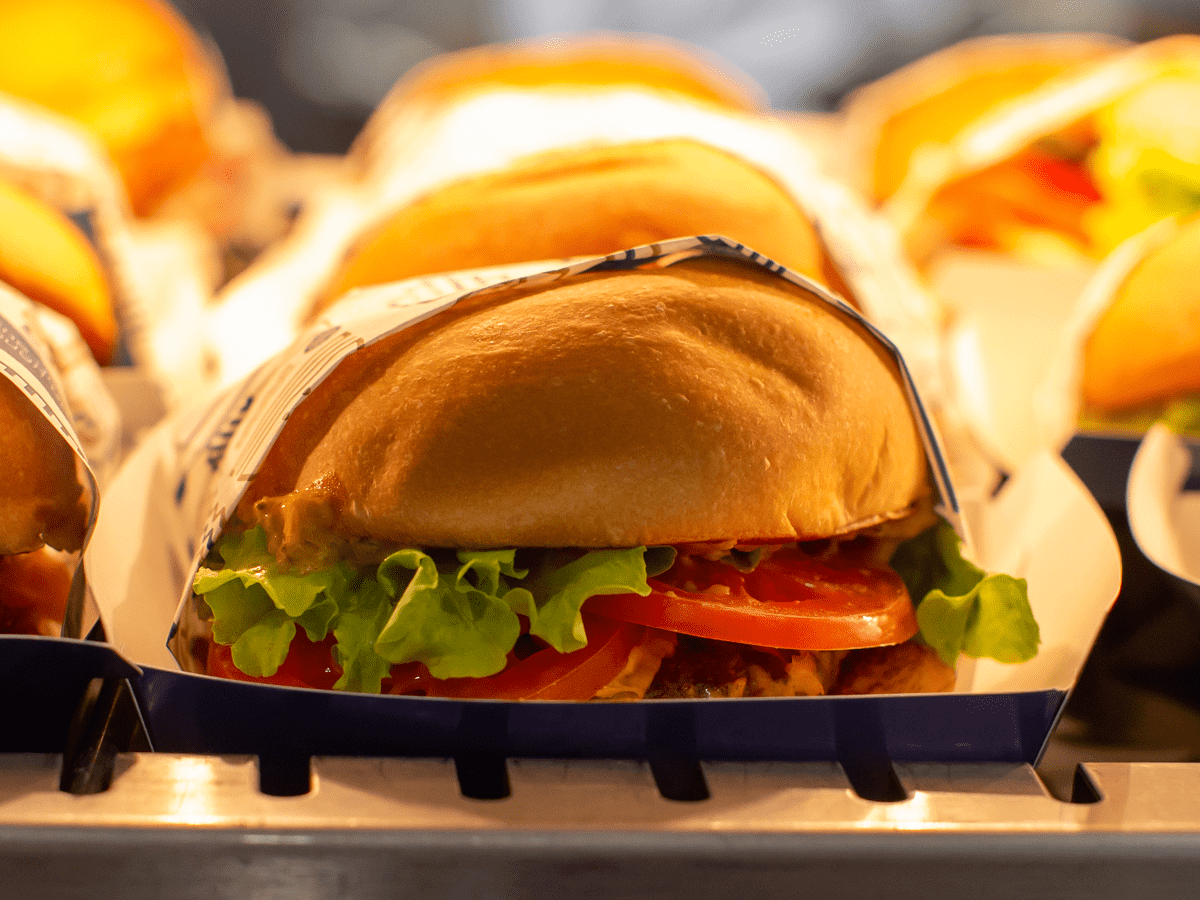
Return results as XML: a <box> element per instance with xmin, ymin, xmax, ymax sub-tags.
<box><xmin>0</xmin><ymin>176</ymin><xmax>117</xmax><ymax>364</ymax></box>
<box><xmin>0</xmin><ymin>0</ymin><xmax>314</xmax><ymax>281</ymax></box>
<box><xmin>844</xmin><ymin>34</ymin><xmax>1200</xmax><ymax>268</ymax></box>
<box><xmin>1080</xmin><ymin>213</ymin><xmax>1200</xmax><ymax>434</ymax></box>
<box><xmin>309</xmin><ymin>136</ymin><xmax>833</xmax><ymax>320</ymax></box>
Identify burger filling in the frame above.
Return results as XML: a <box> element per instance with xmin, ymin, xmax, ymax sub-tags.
<box><xmin>925</xmin><ymin>73</ymin><xmax>1200</xmax><ymax>264</ymax></box>
<box><xmin>187</xmin><ymin>494</ymin><xmax>1039</xmax><ymax>699</ymax></box>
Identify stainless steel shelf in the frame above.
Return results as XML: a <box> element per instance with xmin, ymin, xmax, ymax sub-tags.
<box><xmin>3</xmin><ymin>754</ymin><xmax>1200</xmax><ymax>899</ymax></box>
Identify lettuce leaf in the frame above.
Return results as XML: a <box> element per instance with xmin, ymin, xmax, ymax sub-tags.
<box><xmin>192</xmin><ymin>529</ymin><xmax>664</xmax><ymax>690</ymax></box>
<box><xmin>889</xmin><ymin>520</ymin><xmax>1040</xmax><ymax>667</ymax></box>
<box><xmin>1079</xmin><ymin>394</ymin><xmax>1200</xmax><ymax>439</ymax></box>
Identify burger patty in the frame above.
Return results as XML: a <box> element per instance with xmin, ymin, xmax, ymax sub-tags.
<box><xmin>642</xmin><ymin>633</ymin><xmax>954</xmax><ymax>698</ymax></box>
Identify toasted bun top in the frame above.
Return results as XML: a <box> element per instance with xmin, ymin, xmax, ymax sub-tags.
<box><xmin>312</xmin><ymin>139</ymin><xmax>826</xmax><ymax>318</ymax></box>
<box><xmin>0</xmin><ymin>178</ymin><xmax>117</xmax><ymax>363</ymax></box>
<box><xmin>1082</xmin><ymin>215</ymin><xmax>1200</xmax><ymax>411</ymax></box>
<box><xmin>244</xmin><ymin>257</ymin><xmax>930</xmax><ymax>550</ymax></box>
<box><xmin>365</xmin><ymin>33</ymin><xmax>763</xmax><ymax>118</ymax></box>
<box><xmin>0</xmin><ymin>0</ymin><xmax>218</xmax><ymax>215</ymax></box>
<box><xmin>0</xmin><ymin>374</ymin><xmax>87</xmax><ymax>555</ymax></box>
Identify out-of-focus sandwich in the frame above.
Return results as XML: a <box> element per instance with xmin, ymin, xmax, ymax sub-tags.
<box><xmin>310</xmin><ymin>138</ymin><xmax>832</xmax><ymax>319</ymax></box>
<box><xmin>843</xmin><ymin>34</ymin><xmax>1200</xmax><ymax>266</ymax></box>
<box><xmin>0</xmin><ymin>176</ymin><xmax>117</xmax><ymax>363</ymax></box>
<box><xmin>0</xmin><ymin>0</ymin><xmax>221</xmax><ymax>218</ymax></box>
<box><xmin>1080</xmin><ymin>213</ymin><xmax>1200</xmax><ymax>433</ymax></box>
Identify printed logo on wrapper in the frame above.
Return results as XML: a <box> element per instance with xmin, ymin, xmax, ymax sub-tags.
<box><xmin>168</xmin><ymin>235</ymin><xmax>963</xmax><ymax>647</ymax></box>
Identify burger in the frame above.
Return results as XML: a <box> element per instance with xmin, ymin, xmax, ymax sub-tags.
<box><xmin>0</xmin><ymin>0</ymin><xmax>221</xmax><ymax>218</ymax></box>
<box><xmin>0</xmin><ymin>175</ymin><xmax>118</xmax><ymax>364</ymax></box>
<box><xmin>0</xmin><ymin>368</ymin><xmax>88</xmax><ymax>636</ymax></box>
<box><xmin>181</xmin><ymin>255</ymin><xmax>1038</xmax><ymax>699</ymax></box>
<box><xmin>309</xmin><ymin>138</ymin><xmax>835</xmax><ymax>320</ymax></box>
<box><xmin>843</xmin><ymin>33</ymin><xmax>1125</xmax><ymax>208</ymax></box>
<box><xmin>843</xmin><ymin>35</ymin><xmax>1200</xmax><ymax>267</ymax></box>
<box><xmin>1080</xmin><ymin>213</ymin><xmax>1200</xmax><ymax>434</ymax></box>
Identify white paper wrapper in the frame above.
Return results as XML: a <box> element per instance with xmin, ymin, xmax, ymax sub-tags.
<box><xmin>936</xmin><ymin>216</ymin><xmax>1182</xmax><ymax>473</ymax></box>
<box><xmin>1128</xmin><ymin>425</ymin><xmax>1200</xmax><ymax>589</ymax></box>
<box><xmin>87</xmin><ymin>239</ymin><xmax>1121</xmax><ymax>696</ymax></box>
<box><xmin>204</xmin><ymin>88</ymin><xmax>945</xmax><ymax>410</ymax></box>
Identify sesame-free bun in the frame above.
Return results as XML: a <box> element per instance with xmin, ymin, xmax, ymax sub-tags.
<box><xmin>370</xmin><ymin>32</ymin><xmax>764</xmax><ymax>114</ymax></box>
<box><xmin>244</xmin><ymin>257</ymin><xmax>930</xmax><ymax>549</ymax></box>
<box><xmin>0</xmin><ymin>0</ymin><xmax>219</xmax><ymax>216</ymax></box>
<box><xmin>0</xmin><ymin>178</ymin><xmax>117</xmax><ymax>363</ymax></box>
<box><xmin>0</xmin><ymin>374</ymin><xmax>86</xmax><ymax>555</ymax></box>
<box><xmin>1082</xmin><ymin>215</ymin><xmax>1200</xmax><ymax>411</ymax></box>
<box><xmin>312</xmin><ymin>139</ymin><xmax>826</xmax><ymax>318</ymax></box>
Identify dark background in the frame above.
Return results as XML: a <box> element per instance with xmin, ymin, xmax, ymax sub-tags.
<box><xmin>174</xmin><ymin>0</ymin><xmax>1200</xmax><ymax>154</ymax></box>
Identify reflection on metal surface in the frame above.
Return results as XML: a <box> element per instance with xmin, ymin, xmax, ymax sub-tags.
<box><xmin>3</xmin><ymin>755</ymin><xmax>1200</xmax><ymax>832</ymax></box>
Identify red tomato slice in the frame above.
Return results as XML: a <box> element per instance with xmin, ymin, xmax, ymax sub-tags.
<box><xmin>206</xmin><ymin>631</ymin><xmax>343</xmax><ymax>690</ymax></box>
<box><xmin>418</xmin><ymin>614</ymin><xmax>645</xmax><ymax>700</ymax></box>
<box><xmin>583</xmin><ymin>547</ymin><xmax>917</xmax><ymax>650</ymax></box>
<box><xmin>206</xmin><ymin>614</ymin><xmax>643</xmax><ymax>700</ymax></box>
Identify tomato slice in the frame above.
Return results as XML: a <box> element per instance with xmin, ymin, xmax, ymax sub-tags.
<box><xmin>206</xmin><ymin>613</ymin><xmax>644</xmax><ymax>700</ymax></box>
<box><xmin>935</xmin><ymin>147</ymin><xmax>1101</xmax><ymax>249</ymax></box>
<box><xmin>583</xmin><ymin>547</ymin><xmax>917</xmax><ymax>650</ymax></box>
<box><xmin>416</xmin><ymin>614</ymin><xmax>645</xmax><ymax>700</ymax></box>
<box><xmin>206</xmin><ymin>631</ymin><xmax>343</xmax><ymax>690</ymax></box>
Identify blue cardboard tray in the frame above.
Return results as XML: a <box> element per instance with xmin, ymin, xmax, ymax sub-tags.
<box><xmin>132</xmin><ymin>665</ymin><xmax>1067</xmax><ymax>765</ymax></box>
<box><xmin>0</xmin><ymin>636</ymin><xmax>139</xmax><ymax>752</ymax></box>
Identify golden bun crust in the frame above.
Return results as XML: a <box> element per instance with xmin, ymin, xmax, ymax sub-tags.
<box><xmin>844</xmin><ymin>33</ymin><xmax>1125</xmax><ymax>203</ymax></box>
<box><xmin>364</xmin><ymin>32</ymin><xmax>762</xmax><ymax>120</ymax></box>
<box><xmin>313</xmin><ymin>139</ymin><xmax>826</xmax><ymax>318</ymax></box>
<box><xmin>0</xmin><ymin>178</ymin><xmax>117</xmax><ymax>363</ymax></box>
<box><xmin>0</xmin><ymin>0</ymin><xmax>218</xmax><ymax>216</ymax></box>
<box><xmin>1082</xmin><ymin>216</ymin><xmax>1200</xmax><ymax>411</ymax></box>
<box><xmin>0</xmin><ymin>375</ymin><xmax>86</xmax><ymax>555</ymax></box>
<box><xmin>246</xmin><ymin>257</ymin><xmax>930</xmax><ymax>549</ymax></box>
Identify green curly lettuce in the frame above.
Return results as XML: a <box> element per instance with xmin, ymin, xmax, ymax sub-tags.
<box><xmin>889</xmin><ymin>520</ymin><xmax>1040</xmax><ymax>668</ymax></box>
<box><xmin>191</xmin><ymin>528</ymin><xmax>663</xmax><ymax>692</ymax></box>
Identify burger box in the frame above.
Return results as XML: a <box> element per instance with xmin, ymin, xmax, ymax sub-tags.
<box><xmin>84</xmin><ymin>237</ymin><xmax>1121</xmax><ymax>764</ymax></box>
<box><xmin>0</xmin><ymin>285</ymin><xmax>136</xmax><ymax>753</ymax></box>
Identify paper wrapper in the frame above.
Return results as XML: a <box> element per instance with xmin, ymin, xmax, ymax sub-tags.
<box><xmin>203</xmin><ymin>85</ymin><xmax>945</xmax><ymax>411</ymax></box>
<box><xmin>86</xmin><ymin>239</ymin><xmax>1120</xmax><ymax>760</ymax></box>
<box><xmin>1127</xmin><ymin>425</ymin><xmax>1200</xmax><ymax>597</ymax></box>
<box><xmin>937</xmin><ymin>216</ymin><xmax>1180</xmax><ymax>473</ymax></box>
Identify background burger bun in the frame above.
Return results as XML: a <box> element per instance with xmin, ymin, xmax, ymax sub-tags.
<box><xmin>0</xmin><ymin>373</ymin><xmax>87</xmax><ymax>555</ymax></box>
<box><xmin>246</xmin><ymin>256</ymin><xmax>930</xmax><ymax>549</ymax></box>
<box><xmin>369</xmin><ymin>31</ymin><xmax>765</xmax><ymax>114</ymax></box>
<box><xmin>0</xmin><ymin>178</ymin><xmax>117</xmax><ymax>364</ymax></box>
<box><xmin>313</xmin><ymin>138</ymin><xmax>828</xmax><ymax>318</ymax></box>
<box><xmin>1082</xmin><ymin>214</ymin><xmax>1200</xmax><ymax>411</ymax></box>
<box><xmin>0</xmin><ymin>0</ymin><xmax>220</xmax><ymax>217</ymax></box>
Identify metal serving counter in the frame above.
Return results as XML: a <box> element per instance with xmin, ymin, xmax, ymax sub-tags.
<box><xmin>2</xmin><ymin>752</ymin><xmax>1200</xmax><ymax>899</ymax></box>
